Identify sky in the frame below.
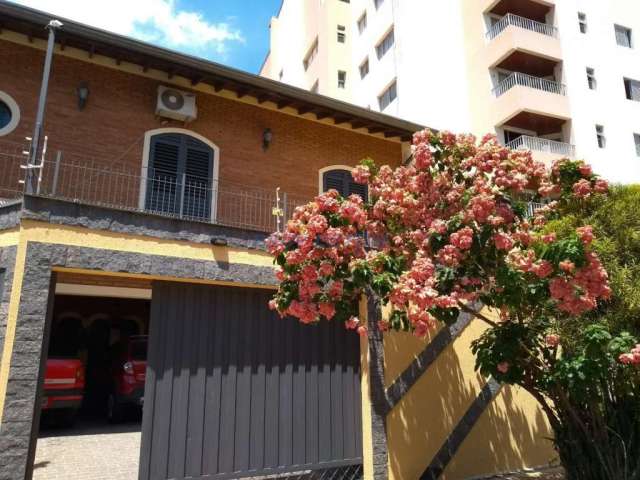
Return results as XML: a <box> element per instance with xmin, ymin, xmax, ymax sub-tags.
<box><xmin>10</xmin><ymin>0</ymin><xmax>282</xmax><ymax>73</ymax></box>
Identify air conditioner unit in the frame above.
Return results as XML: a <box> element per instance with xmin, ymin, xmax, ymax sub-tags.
<box><xmin>156</xmin><ymin>85</ymin><xmax>197</xmax><ymax>122</ymax></box>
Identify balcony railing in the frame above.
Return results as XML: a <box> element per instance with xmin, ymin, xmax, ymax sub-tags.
<box><xmin>492</xmin><ymin>72</ymin><xmax>566</xmax><ymax>97</ymax></box>
<box><xmin>486</xmin><ymin>13</ymin><xmax>558</xmax><ymax>40</ymax></box>
<box><xmin>0</xmin><ymin>142</ymin><xmax>308</xmax><ymax>233</ymax></box>
<box><xmin>506</xmin><ymin>135</ymin><xmax>575</xmax><ymax>158</ymax></box>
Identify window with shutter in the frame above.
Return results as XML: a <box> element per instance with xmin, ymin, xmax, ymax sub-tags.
<box><xmin>322</xmin><ymin>168</ymin><xmax>368</xmax><ymax>200</ymax></box>
<box><xmin>145</xmin><ymin>133</ymin><xmax>214</xmax><ymax>220</ymax></box>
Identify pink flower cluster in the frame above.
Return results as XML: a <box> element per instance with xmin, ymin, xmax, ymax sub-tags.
<box><xmin>619</xmin><ymin>344</ymin><xmax>640</xmax><ymax>365</ymax></box>
<box><xmin>268</xmin><ymin>129</ymin><xmax>611</xmax><ymax>338</ymax></box>
<box><xmin>549</xmin><ymin>252</ymin><xmax>610</xmax><ymax>315</ymax></box>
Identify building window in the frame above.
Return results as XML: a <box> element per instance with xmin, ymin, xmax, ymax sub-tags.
<box><xmin>634</xmin><ymin>133</ymin><xmax>640</xmax><ymax>157</ymax></box>
<box><xmin>586</xmin><ymin>68</ymin><xmax>597</xmax><ymax>90</ymax></box>
<box><xmin>615</xmin><ymin>24</ymin><xmax>632</xmax><ymax>48</ymax></box>
<box><xmin>339</xmin><ymin>0</ymin><xmax>350</xmax><ymax>3</ymax></box>
<box><xmin>374</xmin><ymin>0</ymin><xmax>384</xmax><ymax>10</ymax></box>
<box><xmin>0</xmin><ymin>91</ymin><xmax>20</xmax><ymax>137</ymax></box>
<box><xmin>578</xmin><ymin>12</ymin><xmax>587</xmax><ymax>33</ymax></box>
<box><xmin>322</xmin><ymin>168</ymin><xmax>368</xmax><ymax>200</ymax></box>
<box><xmin>596</xmin><ymin>125</ymin><xmax>606</xmax><ymax>149</ymax></box>
<box><xmin>303</xmin><ymin>38</ymin><xmax>319</xmax><ymax>71</ymax></box>
<box><xmin>378</xmin><ymin>80</ymin><xmax>397</xmax><ymax>110</ymax></box>
<box><xmin>359</xmin><ymin>58</ymin><xmax>370</xmax><ymax>79</ymax></box>
<box><xmin>279</xmin><ymin>69</ymin><xmax>284</xmax><ymax>81</ymax></box>
<box><xmin>145</xmin><ymin>133</ymin><xmax>216</xmax><ymax>220</ymax></box>
<box><xmin>338</xmin><ymin>70</ymin><xmax>347</xmax><ymax>89</ymax></box>
<box><xmin>376</xmin><ymin>28</ymin><xmax>395</xmax><ymax>59</ymax></box>
<box><xmin>310</xmin><ymin>80</ymin><xmax>319</xmax><ymax>93</ymax></box>
<box><xmin>337</xmin><ymin>25</ymin><xmax>346</xmax><ymax>43</ymax></box>
<box><xmin>624</xmin><ymin>78</ymin><xmax>640</xmax><ymax>101</ymax></box>
<box><xmin>358</xmin><ymin>12</ymin><xmax>367</xmax><ymax>34</ymax></box>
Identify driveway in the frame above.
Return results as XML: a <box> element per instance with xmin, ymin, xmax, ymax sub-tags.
<box><xmin>34</xmin><ymin>419</ymin><xmax>141</xmax><ymax>480</ymax></box>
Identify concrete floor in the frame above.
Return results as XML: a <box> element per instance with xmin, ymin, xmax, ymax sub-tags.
<box><xmin>34</xmin><ymin>418</ymin><xmax>141</xmax><ymax>480</ymax></box>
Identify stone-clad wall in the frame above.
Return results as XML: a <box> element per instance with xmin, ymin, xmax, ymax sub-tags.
<box><xmin>0</xmin><ymin>239</ymin><xmax>277</xmax><ymax>479</ymax></box>
<box><xmin>0</xmin><ymin>245</ymin><xmax>17</xmax><ymax>353</ymax></box>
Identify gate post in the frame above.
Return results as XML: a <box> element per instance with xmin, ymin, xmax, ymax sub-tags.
<box><xmin>361</xmin><ymin>292</ymin><xmax>390</xmax><ymax>480</ymax></box>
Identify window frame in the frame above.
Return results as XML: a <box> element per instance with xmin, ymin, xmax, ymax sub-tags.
<box><xmin>139</xmin><ymin>128</ymin><xmax>220</xmax><ymax>221</ymax></box>
<box><xmin>378</xmin><ymin>80</ymin><xmax>397</xmax><ymax>111</ymax></box>
<box><xmin>303</xmin><ymin>38</ymin><xmax>319</xmax><ymax>71</ymax></box>
<box><xmin>0</xmin><ymin>91</ymin><xmax>20</xmax><ymax>137</ymax></box>
<box><xmin>357</xmin><ymin>12</ymin><xmax>367</xmax><ymax>34</ymax></box>
<box><xmin>586</xmin><ymin>67</ymin><xmax>597</xmax><ymax>90</ymax></box>
<box><xmin>376</xmin><ymin>28</ymin><xmax>395</xmax><ymax>59</ymax></box>
<box><xmin>624</xmin><ymin>77</ymin><xmax>640</xmax><ymax>101</ymax></box>
<box><xmin>596</xmin><ymin>125</ymin><xmax>606</xmax><ymax>149</ymax></box>
<box><xmin>615</xmin><ymin>24</ymin><xmax>633</xmax><ymax>48</ymax></box>
<box><xmin>337</xmin><ymin>25</ymin><xmax>346</xmax><ymax>43</ymax></box>
<box><xmin>338</xmin><ymin>70</ymin><xmax>347</xmax><ymax>89</ymax></box>
<box><xmin>318</xmin><ymin>165</ymin><xmax>368</xmax><ymax>201</ymax></box>
<box><xmin>359</xmin><ymin>58</ymin><xmax>370</xmax><ymax>79</ymax></box>
<box><xmin>578</xmin><ymin>12</ymin><xmax>587</xmax><ymax>34</ymax></box>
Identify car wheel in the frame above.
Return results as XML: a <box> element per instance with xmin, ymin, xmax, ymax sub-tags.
<box><xmin>107</xmin><ymin>393</ymin><xmax>124</xmax><ymax>423</ymax></box>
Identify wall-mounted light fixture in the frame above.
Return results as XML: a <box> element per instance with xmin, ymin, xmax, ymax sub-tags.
<box><xmin>262</xmin><ymin>128</ymin><xmax>273</xmax><ymax>151</ymax></box>
<box><xmin>76</xmin><ymin>81</ymin><xmax>90</xmax><ymax>110</ymax></box>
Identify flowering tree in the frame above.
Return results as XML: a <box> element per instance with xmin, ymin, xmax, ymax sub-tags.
<box><xmin>266</xmin><ymin>130</ymin><xmax>638</xmax><ymax>478</ymax></box>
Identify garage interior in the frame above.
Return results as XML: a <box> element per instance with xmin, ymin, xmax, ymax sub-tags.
<box><xmin>34</xmin><ymin>272</ymin><xmax>152</xmax><ymax>480</ymax></box>
<box><xmin>32</xmin><ymin>271</ymin><xmax>364</xmax><ymax>480</ymax></box>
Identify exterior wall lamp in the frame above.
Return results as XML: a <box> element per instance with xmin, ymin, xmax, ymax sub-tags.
<box><xmin>76</xmin><ymin>82</ymin><xmax>90</xmax><ymax>110</ymax></box>
<box><xmin>262</xmin><ymin>128</ymin><xmax>273</xmax><ymax>151</ymax></box>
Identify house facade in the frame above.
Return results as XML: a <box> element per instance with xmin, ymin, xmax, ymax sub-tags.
<box><xmin>0</xmin><ymin>3</ymin><xmax>553</xmax><ymax>480</ymax></box>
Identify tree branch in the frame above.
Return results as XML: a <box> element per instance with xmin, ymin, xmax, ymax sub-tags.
<box><xmin>457</xmin><ymin>301</ymin><xmax>499</xmax><ymax>328</ymax></box>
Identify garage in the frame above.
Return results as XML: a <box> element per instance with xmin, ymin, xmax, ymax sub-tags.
<box><xmin>34</xmin><ymin>278</ymin><xmax>363</xmax><ymax>480</ymax></box>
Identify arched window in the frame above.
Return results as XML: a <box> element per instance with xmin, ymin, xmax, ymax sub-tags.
<box><xmin>142</xmin><ymin>131</ymin><xmax>218</xmax><ymax>221</ymax></box>
<box><xmin>320</xmin><ymin>167</ymin><xmax>368</xmax><ymax>200</ymax></box>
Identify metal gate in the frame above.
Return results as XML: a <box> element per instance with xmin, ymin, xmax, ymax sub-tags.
<box><xmin>139</xmin><ymin>282</ymin><xmax>363</xmax><ymax>480</ymax></box>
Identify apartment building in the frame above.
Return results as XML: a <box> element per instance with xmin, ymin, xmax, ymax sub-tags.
<box><xmin>260</xmin><ymin>0</ymin><xmax>354</xmax><ymax>101</ymax></box>
<box><xmin>261</xmin><ymin>0</ymin><xmax>640</xmax><ymax>183</ymax></box>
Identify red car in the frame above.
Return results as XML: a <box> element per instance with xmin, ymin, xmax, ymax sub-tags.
<box><xmin>108</xmin><ymin>335</ymin><xmax>147</xmax><ymax>422</ymax></box>
<box><xmin>42</xmin><ymin>358</ymin><xmax>85</xmax><ymax>425</ymax></box>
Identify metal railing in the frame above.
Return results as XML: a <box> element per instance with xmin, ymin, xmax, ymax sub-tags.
<box><xmin>527</xmin><ymin>202</ymin><xmax>545</xmax><ymax>218</ymax></box>
<box><xmin>0</xmin><ymin>142</ymin><xmax>310</xmax><ymax>233</ymax></box>
<box><xmin>0</xmin><ymin>139</ymin><xmax>27</xmax><ymax>204</ymax></box>
<box><xmin>493</xmin><ymin>72</ymin><xmax>566</xmax><ymax>97</ymax></box>
<box><xmin>486</xmin><ymin>13</ymin><xmax>558</xmax><ymax>40</ymax></box>
<box><xmin>506</xmin><ymin>135</ymin><xmax>575</xmax><ymax>158</ymax></box>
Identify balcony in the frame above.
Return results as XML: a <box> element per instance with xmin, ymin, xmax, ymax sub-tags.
<box><xmin>491</xmin><ymin>73</ymin><xmax>570</xmax><ymax>128</ymax></box>
<box><xmin>506</xmin><ymin>135</ymin><xmax>575</xmax><ymax>162</ymax></box>
<box><xmin>0</xmin><ymin>140</ymin><xmax>306</xmax><ymax>234</ymax></box>
<box><xmin>486</xmin><ymin>13</ymin><xmax>557</xmax><ymax>40</ymax></box>
<box><xmin>484</xmin><ymin>14</ymin><xmax>561</xmax><ymax>70</ymax></box>
<box><xmin>493</xmin><ymin>72</ymin><xmax>566</xmax><ymax>97</ymax></box>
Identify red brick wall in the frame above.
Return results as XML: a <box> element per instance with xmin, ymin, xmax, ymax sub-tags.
<box><xmin>0</xmin><ymin>39</ymin><xmax>402</xmax><ymax>209</ymax></box>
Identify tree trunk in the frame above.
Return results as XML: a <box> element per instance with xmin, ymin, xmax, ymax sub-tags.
<box><xmin>366</xmin><ymin>291</ymin><xmax>390</xmax><ymax>480</ymax></box>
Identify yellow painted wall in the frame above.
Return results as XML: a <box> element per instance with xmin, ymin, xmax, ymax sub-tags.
<box><xmin>0</xmin><ymin>228</ymin><xmax>28</xmax><ymax>422</ymax></box>
<box><xmin>0</xmin><ymin>220</ymin><xmax>277</xmax><ymax>421</ymax></box>
<box><xmin>383</xmin><ymin>313</ymin><xmax>556</xmax><ymax>480</ymax></box>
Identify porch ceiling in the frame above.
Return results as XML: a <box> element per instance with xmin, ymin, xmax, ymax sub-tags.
<box><xmin>489</xmin><ymin>0</ymin><xmax>552</xmax><ymax>23</ymax></box>
<box><xmin>504</xmin><ymin>111</ymin><xmax>566</xmax><ymax>136</ymax></box>
<box><xmin>496</xmin><ymin>50</ymin><xmax>559</xmax><ymax>77</ymax></box>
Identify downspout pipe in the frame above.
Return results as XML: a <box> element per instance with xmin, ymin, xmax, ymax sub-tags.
<box><xmin>26</xmin><ymin>18</ymin><xmax>62</xmax><ymax>194</ymax></box>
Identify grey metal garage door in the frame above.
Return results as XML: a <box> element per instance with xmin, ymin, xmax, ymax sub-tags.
<box><xmin>139</xmin><ymin>282</ymin><xmax>363</xmax><ymax>480</ymax></box>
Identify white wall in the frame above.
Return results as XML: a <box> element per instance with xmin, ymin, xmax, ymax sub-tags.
<box><xmin>556</xmin><ymin>0</ymin><xmax>640</xmax><ymax>183</ymax></box>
